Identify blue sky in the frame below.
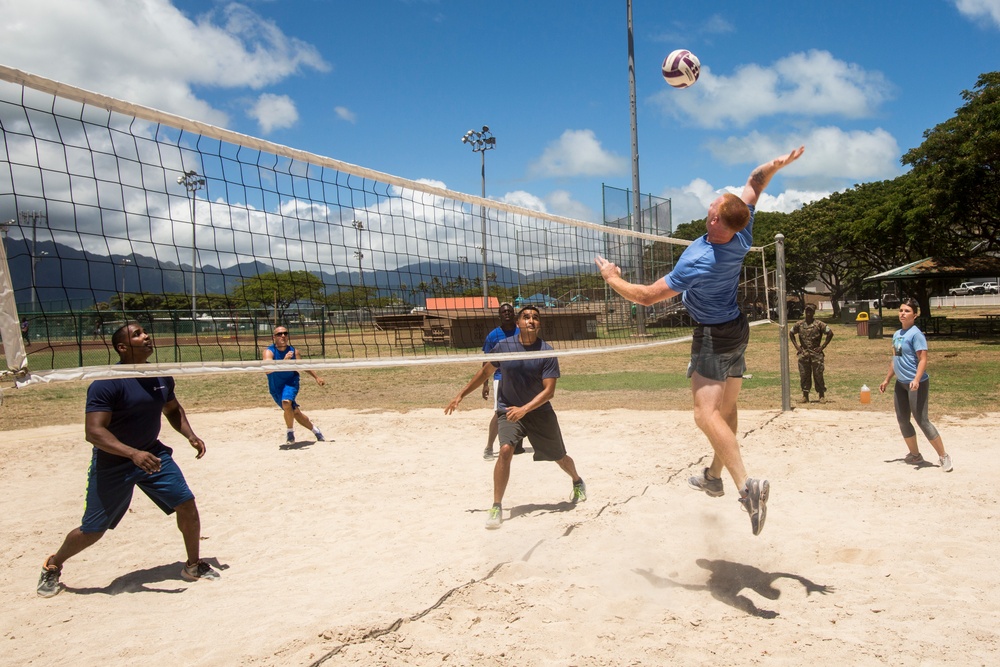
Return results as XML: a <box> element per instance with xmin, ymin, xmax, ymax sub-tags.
<box><xmin>1</xmin><ymin>0</ymin><xmax>999</xmax><ymax>228</ymax></box>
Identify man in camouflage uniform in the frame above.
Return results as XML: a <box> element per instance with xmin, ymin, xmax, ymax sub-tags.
<box><xmin>789</xmin><ymin>304</ymin><xmax>834</xmax><ymax>403</ymax></box>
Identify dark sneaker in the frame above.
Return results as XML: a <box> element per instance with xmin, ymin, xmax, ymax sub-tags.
<box><xmin>688</xmin><ymin>468</ymin><xmax>724</xmax><ymax>497</ymax></box>
<box><xmin>314</xmin><ymin>430</ymin><xmax>325</xmax><ymax>442</ymax></box>
<box><xmin>485</xmin><ymin>505</ymin><xmax>503</xmax><ymax>530</ymax></box>
<box><xmin>285</xmin><ymin>432</ymin><xmax>295</xmax><ymax>444</ymax></box>
<box><xmin>571</xmin><ymin>479</ymin><xmax>587</xmax><ymax>502</ymax></box>
<box><xmin>181</xmin><ymin>560</ymin><xmax>220</xmax><ymax>582</ymax></box>
<box><xmin>904</xmin><ymin>452</ymin><xmax>924</xmax><ymax>465</ymax></box>
<box><xmin>483</xmin><ymin>447</ymin><xmax>495</xmax><ymax>460</ymax></box>
<box><xmin>37</xmin><ymin>558</ymin><xmax>62</xmax><ymax>598</ymax></box>
<box><xmin>739</xmin><ymin>478</ymin><xmax>770</xmax><ymax>536</ymax></box>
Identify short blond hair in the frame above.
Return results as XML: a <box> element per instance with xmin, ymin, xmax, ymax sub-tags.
<box><xmin>717</xmin><ymin>193</ymin><xmax>751</xmax><ymax>233</ymax></box>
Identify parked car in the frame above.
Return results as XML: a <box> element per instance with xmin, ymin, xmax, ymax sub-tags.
<box><xmin>876</xmin><ymin>293</ymin><xmax>901</xmax><ymax>309</ymax></box>
<box><xmin>981</xmin><ymin>282</ymin><xmax>999</xmax><ymax>294</ymax></box>
<box><xmin>948</xmin><ymin>282</ymin><xmax>985</xmax><ymax>296</ymax></box>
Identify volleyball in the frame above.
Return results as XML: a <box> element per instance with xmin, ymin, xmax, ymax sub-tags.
<box><xmin>662</xmin><ymin>49</ymin><xmax>700</xmax><ymax>89</ymax></box>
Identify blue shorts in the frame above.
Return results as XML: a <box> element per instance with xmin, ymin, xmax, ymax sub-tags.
<box><xmin>687</xmin><ymin>314</ymin><xmax>750</xmax><ymax>382</ymax></box>
<box><xmin>269</xmin><ymin>381</ymin><xmax>300</xmax><ymax>409</ymax></box>
<box><xmin>80</xmin><ymin>445</ymin><xmax>195</xmax><ymax>533</ymax></box>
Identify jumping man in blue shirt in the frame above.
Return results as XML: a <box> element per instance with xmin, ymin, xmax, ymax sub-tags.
<box><xmin>596</xmin><ymin>146</ymin><xmax>804</xmax><ymax>536</ymax></box>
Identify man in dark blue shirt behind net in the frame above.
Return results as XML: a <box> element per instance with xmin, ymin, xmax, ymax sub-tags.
<box><xmin>36</xmin><ymin>322</ymin><xmax>218</xmax><ymax>598</ymax></box>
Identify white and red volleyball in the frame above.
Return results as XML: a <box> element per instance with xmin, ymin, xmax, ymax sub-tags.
<box><xmin>661</xmin><ymin>49</ymin><xmax>701</xmax><ymax>89</ymax></box>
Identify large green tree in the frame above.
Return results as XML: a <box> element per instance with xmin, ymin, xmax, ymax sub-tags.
<box><xmin>232</xmin><ymin>270</ymin><xmax>326</xmax><ymax>321</ymax></box>
<box><xmin>903</xmin><ymin>71</ymin><xmax>1000</xmax><ymax>252</ymax></box>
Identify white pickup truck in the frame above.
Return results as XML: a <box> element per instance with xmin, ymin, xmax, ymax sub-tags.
<box><xmin>948</xmin><ymin>282</ymin><xmax>985</xmax><ymax>296</ymax></box>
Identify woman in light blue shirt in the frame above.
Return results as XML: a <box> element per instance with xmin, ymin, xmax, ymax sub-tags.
<box><xmin>879</xmin><ymin>298</ymin><xmax>952</xmax><ymax>471</ymax></box>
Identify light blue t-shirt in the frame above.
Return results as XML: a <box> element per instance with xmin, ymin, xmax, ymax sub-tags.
<box><xmin>665</xmin><ymin>204</ymin><xmax>755</xmax><ymax>325</ymax></box>
<box><xmin>892</xmin><ymin>326</ymin><xmax>928</xmax><ymax>384</ymax></box>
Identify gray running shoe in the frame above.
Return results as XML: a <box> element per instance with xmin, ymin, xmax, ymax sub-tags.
<box><xmin>939</xmin><ymin>454</ymin><xmax>953</xmax><ymax>472</ymax></box>
<box><xmin>739</xmin><ymin>478</ymin><xmax>769</xmax><ymax>536</ymax></box>
<box><xmin>483</xmin><ymin>447</ymin><xmax>495</xmax><ymax>460</ymax></box>
<box><xmin>688</xmin><ymin>468</ymin><xmax>724</xmax><ymax>497</ymax></box>
<box><xmin>181</xmin><ymin>560</ymin><xmax>220</xmax><ymax>582</ymax></box>
<box><xmin>37</xmin><ymin>559</ymin><xmax>62</xmax><ymax>598</ymax></box>
<box><xmin>571</xmin><ymin>479</ymin><xmax>587</xmax><ymax>502</ymax></box>
<box><xmin>485</xmin><ymin>505</ymin><xmax>503</xmax><ymax>529</ymax></box>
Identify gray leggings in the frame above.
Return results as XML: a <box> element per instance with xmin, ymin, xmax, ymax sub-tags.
<box><xmin>893</xmin><ymin>379</ymin><xmax>940</xmax><ymax>441</ymax></box>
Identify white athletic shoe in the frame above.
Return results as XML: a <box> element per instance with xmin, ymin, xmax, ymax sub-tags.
<box><xmin>939</xmin><ymin>454</ymin><xmax>953</xmax><ymax>472</ymax></box>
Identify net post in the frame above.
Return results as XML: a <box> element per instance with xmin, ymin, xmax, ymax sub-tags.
<box><xmin>775</xmin><ymin>233</ymin><xmax>791</xmax><ymax>411</ymax></box>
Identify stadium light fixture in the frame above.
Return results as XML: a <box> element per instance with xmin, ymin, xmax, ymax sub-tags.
<box><xmin>460</xmin><ymin>125</ymin><xmax>496</xmax><ymax>308</ymax></box>
<box><xmin>178</xmin><ymin>170</ymin><xmax>206</xmax><ymax>322</ymax></box>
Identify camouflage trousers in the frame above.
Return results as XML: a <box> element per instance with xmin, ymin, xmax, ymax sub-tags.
<box><xmin>797</xmin><ymin>351</ymin><xmax>826</xmax><ymax>394</ymax></box>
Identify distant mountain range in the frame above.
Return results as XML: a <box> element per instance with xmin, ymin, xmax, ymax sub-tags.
<box><xmin>4</xmin><ymin>237</ymin><xmax>588</xmax><ymax>312</ymax></box>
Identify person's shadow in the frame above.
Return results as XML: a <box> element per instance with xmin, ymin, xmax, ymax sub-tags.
<box><xmin>63</xmin><ymin>557</ymin><xmax>228</xmax><ymax>596</ymax></box>
<box><xmin>635</xmin><ymin>559</ymin><xmax>834</xmax><ymax>619</ymax></box>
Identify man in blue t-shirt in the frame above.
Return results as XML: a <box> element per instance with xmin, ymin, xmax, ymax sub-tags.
<box><xmin>596</xmin><ymin>147</ymin><xmax>805</xmax><ymax>537</ymax></box>
<box><xmin>446</xmin><ymin>306</ymin><xmax>587</xmax><ymax>530</ymax></box>
<box><xmin>480</xmin><ymin>302</ymin><xmax>518</xmax><ymax>460</ymax></box>
<box><xmin>36</xmin><ymin>322</ymin><xmax>218</xmax><ymax>598</ymax></box>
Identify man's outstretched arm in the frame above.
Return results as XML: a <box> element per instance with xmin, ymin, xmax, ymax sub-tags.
<box><xmin>741</xmin><ymin>146</ymin><xmax>805</xmax><ymax>207</ymax></box>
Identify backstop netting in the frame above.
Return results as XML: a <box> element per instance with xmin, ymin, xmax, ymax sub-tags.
<box><xmin>0</xmin><ymin>66</ymin><xmax>772</xmax><ymax>387</ymax></box>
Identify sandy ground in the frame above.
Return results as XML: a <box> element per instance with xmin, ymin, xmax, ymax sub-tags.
<box><xmin>2</xmin><ymin>406</ymin><xmax>998</xmax><ymax>666</ymax></box>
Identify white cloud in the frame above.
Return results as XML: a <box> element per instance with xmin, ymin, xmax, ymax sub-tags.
<box><xmin>706</xmin><ymin>127</ymin><xmax>902</xmax><ymax>182</ymax></box>
<box><xmin>653</xmin><ymin>50</ymin><xmax>893</xmax><ymax>128</ymax></box>
<box><xmin>528</xmin><ymin>129</ymin><xmax>629</xmax><ymax>178</ymax></box>
<box><xmin>248</xmin><ymin>93</ymin><xmax>299</xmax><ymax>133</ymax></box>
<box><xmin>953</xmin><ymin>0</ymin><xmax>1000</xmax><ymax>27</ymax></box>
<box><xmin>0</xmin><ymin>0</ymin><xmax>329</xmax><ymax>127</ymax></box>
<box><xmin>335</xmin><ymin>106</ymin><xmax>357</xmax><ymax>123</ymax></box>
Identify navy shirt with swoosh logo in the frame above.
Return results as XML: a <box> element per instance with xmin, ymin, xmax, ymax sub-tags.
<box><xmin>85</xmin><ymin>376</ymin><xmax>176</xmax><ymax>468</ymax></box>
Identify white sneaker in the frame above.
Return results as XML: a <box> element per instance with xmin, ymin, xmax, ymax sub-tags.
<box><xmin>485</xmin><ymin>505</ymin><xmax>502</xmax><ymax>529</ymax></box>
<box><xmin>939</xmin><ymin>454</ymin><xmax>953</xmax><ymax>472</ymax></box>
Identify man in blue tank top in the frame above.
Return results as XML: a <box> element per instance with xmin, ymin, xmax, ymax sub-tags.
<box><xmin>37</xmin><ymin>322</ymin><xmax>218</xmax><ymax>598</ymax></box>
<box><xmin>265</xmin><ymin>325</ymin><xmax>326</xmax><ymax>444</ymax></box>
<box><xmin>596</xmin><ymin>147</ymin><xmax>804</xmax><ymax>536</ymax></box>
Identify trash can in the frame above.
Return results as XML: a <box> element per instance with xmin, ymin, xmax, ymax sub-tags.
<box><xmin>856</xmin><ymin>311</ymin><xmax>869</xmax><ymax>337</ymax></box>
<box><xmin>868</xmin><ymin>315</ymin><xmax>883</xmax><ymax>339</ymax></box>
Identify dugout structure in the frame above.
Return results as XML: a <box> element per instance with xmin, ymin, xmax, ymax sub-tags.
<box><xmin>0</xmin><ymin>65</ymin><xmax>782</xmax><ymax>390</ymax></box>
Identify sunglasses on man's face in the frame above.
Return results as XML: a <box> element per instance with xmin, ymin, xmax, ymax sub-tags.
<box><xmin>274</xmin><ymin>332</ymin><xmax>289</xmax><ymax>336</ymax></box>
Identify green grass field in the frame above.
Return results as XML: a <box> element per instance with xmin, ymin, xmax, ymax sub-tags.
<box><xmin>2</xmin><ymin>312</ymin><xmax>999</xmax><ymax>432</ymax></box>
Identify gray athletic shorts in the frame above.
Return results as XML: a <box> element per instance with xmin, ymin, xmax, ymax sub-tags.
<box><xmin>496</xmin><ymin>409</ymin><xmax>567</xmax><ymax>462</ymax></box>
<box><xmin>687</xmin><ymin>313</ymin><xmax>750</xmax><ymax>382</ymax></box>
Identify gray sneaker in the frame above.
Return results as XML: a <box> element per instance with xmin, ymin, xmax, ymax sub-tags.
<box><xmin>181</xmin><ymin>560</ymin><xmax>220</xmax><ymax>582</ymax></box>
<box><xmin>485</xmin><ymin>505</ymin><xmax>503</xmax><ymax>530</ymax></box>
<box><xmin>37</xmin><ymin>559</ymin><xmax>62</xmax><ymax>598</ymax></box>
<box><xmin>739</xmin><ymin>478</ymin><xmax>769</xmax><ymax>536</ymax></box>
<box><xmin>483</xmin><ymin>447</ymin><xmax>495</xmax><ymax>460</ymax></box>
<box><xmin>571</xmin><ymin>479</ymin><xmax>587</xmax><ymax>502</ymax></box>
<box><xmin>688</xmin><ymin>468</ymin><xmax>724</xmax><ymax>497</ymax></box>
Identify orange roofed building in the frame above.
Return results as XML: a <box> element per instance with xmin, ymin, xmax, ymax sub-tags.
<box><xmin>425</xmin><ymin>297</ymin><xmax>500</xmax><ymax>310</ymax></box>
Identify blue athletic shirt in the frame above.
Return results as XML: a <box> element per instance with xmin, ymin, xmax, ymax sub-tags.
<box><xmin>665</xmin><ymin>204</ymin><xmax>755</xmax><ymax>325</ymax></box>
<box><xmin>86</xmin><ymin>376</ymin><xmax>175</xmax><ymax>467</ymax></box>
<box><xmin>892</xmin><ymin>326</ymin><xmax>928</xmax><ymax>384</ymax></box>
<box><xmin>482</xmin><ymin>325</ymin><xmax>518</xmax><ymax>380</ymax></box>
<box><xmin>488</xmin><ymin>336</ymin><xmax>559</xmax><ymax>412</ymax></box>
<box><xmin>266</xmin><ymin>344</ymin><xmax>300</xmax><ymax>393</ymax></box>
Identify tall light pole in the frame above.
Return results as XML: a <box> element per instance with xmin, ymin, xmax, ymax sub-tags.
<box><xmin>352</xmin><ymin>220</ymin><xmax>365</xmax><ymax>288</ymax></box>
<box><xmin>626</xmin><ymin>0</ymin><xmax>646</xmax><ymax>335</ymax></box>
<box><xmin>17</xmin><ymin>210</ymin><xmax>47</xmax><ymax>314</ymax></box>
<box><xmin>461</xmin><ymin>125</ymin><xmax>496</xmax><ymax>308</ymax></box>
<box><xmin>120</xmin><ymin>257</ymin><xmax>132</xmax><ymax>307</ymax></box>
<box><xmin>177</xmin><ymin>170</ymin><xmax>205</xmax><ymax>323</ymax></box>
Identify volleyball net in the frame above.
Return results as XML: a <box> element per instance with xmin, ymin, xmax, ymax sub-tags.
<box><xmin>0</xmin><ymin>65</ymin><xmax>775</xmax><ymax>387</ymax></box>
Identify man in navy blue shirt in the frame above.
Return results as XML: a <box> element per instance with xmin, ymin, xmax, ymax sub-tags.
<box><xmin>37</xmin><ymin>322</ymin><xmax>218</xmax><ymax>597</ymax></box>
<box><xmin>446</xmin><ymin>306</ymin><xmax>586</xmax><ymax>530</ymax></box>
<box><xmin>479</xmin><ymin>302</ymin><xmax>518</xmax><ymax>460</ymax></box>
<box><xmin>596</xmin><ymin>147</ymin><xmax>804</xmax><ymax>536</ymax></box>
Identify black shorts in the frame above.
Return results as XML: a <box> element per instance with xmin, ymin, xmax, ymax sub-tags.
<box><xmin>496</xmin><ymin>409</ymin><xmax>567</xmax><ymax>462</ymax></box>
<box><xmin>687</xmin><ymin>313</ymin><xmax>750</xmax><ymax>381</ymax></box>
